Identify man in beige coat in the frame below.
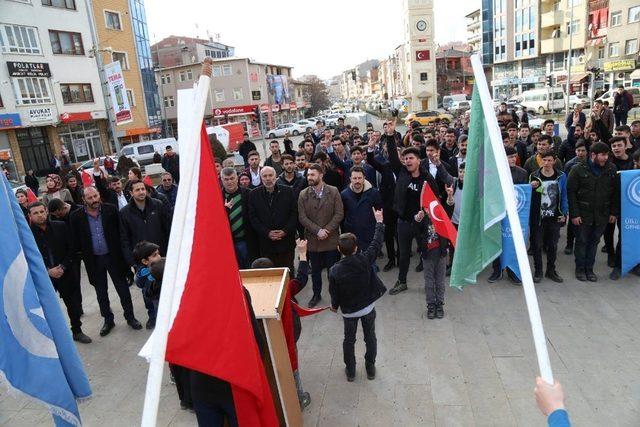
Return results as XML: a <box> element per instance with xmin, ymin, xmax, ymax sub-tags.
<box><xmin>298</xmin><ymin>163</ymin><xmax>344</xmax><ymax>307</ymax></box>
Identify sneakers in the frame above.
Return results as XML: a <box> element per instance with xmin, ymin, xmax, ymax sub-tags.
<box><xmin>365</xmin><ymin>363</ymin><xmax>376</xmax><ymax>380</ymax></box>
<box><xmin>389</xmin><ymin>281</ymin><xmax>408</xmax><ymax>295</ymax></box>
<box><xmin>435</xmin><ymin>303</ymin><xmax>444</xmax><ymax>319</ymax></box>
<box><xmin>585</xmin><ymin>269</ymin><xmax>598</xmax><ymax>282</ymax></box>
<box><xmin>533</xmin><ymin>270</ymin><xmax>543</xmax><ymax>283</ymax></box>
<box><xmin>426</xmin><ymin>303</ymin><xmax>436</xmax><ymax>319</ymax></box>
<box><xmin>545</xmin><ymin>270</ymin><xmax>563</xmax><ymax>283</ymax></box>
<box><xmin>415</xmin><ymin>261</ymin><xmax>423</xmax><ymax>272</ymax></box>
<box><xmin>345</xmin><ymin>367</ymin><xmax>355</xmax><ymax>382</ymax></box>
<box><xmin>299</xmin><ymin>391</ymin><xmax>311</xmax><ymax>409</ymax></box>
<box><xmin>146</xmin><ymin>318</ymin><xmax>155</xmax><ymax>330</ymax></box>
<box><xmin>382</xmin><ymin>260</ymin><xmax>396</xmax><ymax>272</ymax></box>
<box><xmin>575</xmin><ymin>268</ymin><xmax>587</xmax><ymax>281</ymax></box>
<box><xmin>564</xmin><ymin>245</ymin><xmax>573</xmax><ymax>255</ymax></box>
<box><xmin>488</xmin><ymin>270</ymin><xmax>503</xmax><ymax>283</ymax></box>
<box><xmin>73</xmin><ymin>331</ymin><xmax>92</xmax><ymax>344</ymax></box>
<box><xmin>308</xmin><ymin>295</ymin><xmax>321</xmax><ymax>308</ymax></box>
<box><xmin>609</xmin><ymin>268</ymin><xmax>621</xmax><ymax>281</ymax></box>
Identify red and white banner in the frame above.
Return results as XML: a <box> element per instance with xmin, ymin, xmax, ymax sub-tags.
<box><xmin>213</xmin><ymin>104</ymin><xmax>256</xmax><ymax>117</ymax></box>
<box><xmin>416</xmin><ymin>50</ymin><xmax>431</xmax><ymax>61</ymax></box>
<box><xmin>421</xmin><ymin>182</ymin><xmax>457</xmax><ymax>247</ymax></box>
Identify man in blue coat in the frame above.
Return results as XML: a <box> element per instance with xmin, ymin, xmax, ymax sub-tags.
<box><xmin>340</xmin><ymin>166</ymin><xmax>383</xmax><ymax>254</ymax></box>
<box><xmin>328</xmin><ymin>145</ymin><xmax>378</xmax><ymax>188</ymax></box>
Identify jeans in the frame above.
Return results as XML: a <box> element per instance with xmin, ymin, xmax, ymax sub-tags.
<box><xmin>143</xmin><ymin>294</ymin><xmax>156</xmax><ymax>321</ymax></box>
<box><xmin>308</xmin><ymin>250</ymin><xmax>339</xmax><ymax>297</ymax></box>
<box><xmin>422</xmin><ymin>251</ymin><xmax>446</xmax><ymax>305</ymax></box>
<box><xmin>574</xmin><ymin>223</ymin><xmax>607</xmax><ymax>270</ymax></box>
<box><xmin>531</xmin><ymin>218</ymin><xmax>561</xmax><ymax>273</ymax></box>
<box><xmin>193</xmin><ymin>400</ymin><xmax>238</xmax><ymax>427</ymax></box>
<box><xmin>52</xmin><ymin>274</ymin><xmax>83</xmax><ymax>334</ymax></box>
<box><xmin>343</xmin><ymin>308</ymin><xmax>377</xmax><ymax>373</ymax></box>
<box><xmin>233</xmin><ymin>240</ymin><xmax>249</xmax><ymax>269</ymax></box>
<box><xmin>566</xmin><ymin>222</ymin><xmax>575</xmax><ymax>248</ymax></box>
<box><xmin>170</xmin><ymin>363</ymin><xmax>192</xmax><ymax>407</ymax></box>
<box><xmin>397</xmin><ymin>219</ymin><xmax>421</xmax><ymax>283</ymax></box>
<box><xmin>93</xmin><ymin>254</ymin><xmax>135</xmax><ymax>322</ymax></box>
<box><xmin>614</xmin><ymin>111</ymin><xmax>628</xmax><ymax>127</ymax></box>
<box><xmin>604</xmin><ymin>218</ymin><xmax>623</xmax><ymax>268</ymax></box>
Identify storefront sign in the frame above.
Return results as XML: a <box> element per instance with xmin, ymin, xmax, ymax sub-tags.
<box><xmin>280</xmin><ymin>103</ymin><xmax>290</xmax><ymax>110</ymax></box>
<box><xmin>604</xmin><ymin>59</ymin><xmax>636</xmax><ymax>73</ymax></box>
<box><xmin>104</xmin><ymin>61</ymin><xmax>133</xmax><ymax>125</ymax></box>
<box><xmin>28</xmin><ymin>107</ymin><xmax>54</xmax><ymax>122</ymax></box>
<box><xmin>0</xmin><ymin>113</ymin><xmax>22</xmax><ymax>129</ymax></box>
<box><xmin>60</xmin><ymin>112</ymin><xmax>93</xmax><ymax>123</ymax></box>
<box><xmin>416</xmin><ymin>50</ymin><xmax>431</xmax><ymax>61</ymax></box>
<box><xmin>213</xmin><ymin>104</ymin><xmax>256</xmax><ymax>117</ymax></box>
<box><xmin>7</xmin><ymin>61</ymin><xmax>51</xmax><ymax>78</ymax></box>
<box><xmin>289</xmin><ymin>102</ymin><xmax>297</xmax><ymax>111</ymax></box>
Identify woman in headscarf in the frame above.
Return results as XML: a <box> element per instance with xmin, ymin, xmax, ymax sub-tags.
<box><xmin>65</xmin><ymin>173</ymin><xmax>83</xmax><ymax>205</ymax></box>
<box><xmin>41</xmin><ymin>173</ymin><xmax>73</xmax><ymax>205</ymax></box>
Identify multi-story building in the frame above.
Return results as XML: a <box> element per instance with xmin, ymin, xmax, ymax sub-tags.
<box><xmin>327</xmin><ymin>75</ymin><xmax>341</xmax><ymax>103</ymax></box>
<box><xmin>156</xmin><ymin>57</ymin><xmax>306</xmax><ymax>136</ymax></box>
<box><xmin>481</xmin><ymin>0</ymin><xmax>494</xmax><ymax>67</ymax></box>
<box><xmin>1</xmin><ymin>0</ymin><xmax>110</xmax><ymax>179</ymax></box>
<box><xmin>436</xmin><ymin>48</ymin><xmax>474</xmax><ymax>98</ymax></box>
<box><xmin>466</xmin><ymin>9</ymin><xmax>482</xmax><ymax>53</ymax></box>
<box><xmin>89</xmin><ymin>0</ymin><xmax>160</xmax><ymax>145</ymax></box>
<box><xmin>151</xmin><ymin>36</ymin><xmax>235</xmax><ymax>68</ymax></box>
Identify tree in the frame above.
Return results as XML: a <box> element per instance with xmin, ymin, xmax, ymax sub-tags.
<box><xmin>300</xmin><ymin>75</ymin><xmax>330</xmax><ymax>116</ymax></box>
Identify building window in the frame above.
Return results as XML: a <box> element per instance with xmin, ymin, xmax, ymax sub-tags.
<box><xmin>568</xmin><ymin>0</ymin><xmax>581</xmax><ymax>6</ymax></box>
<box><xmin>104</xmin><ymin>11</ymin><xmax>122</xmax><ymax>30</ymax></box>
<box><xmin>212</xmin><ymin>66</ymin><xmax>221</xmax><ymax>77</ymax></box>
<box><xmin>49</xmin><ymin>30</ymin><xmax>84</xmax><ymax>55</ymax></box>
<box><xmin>187</xmin><ymin>69</ymin><xmax>193</xmax><ymax>80</ymax></box>
<box><xmin>163</xmin><ymin>96</ymin><xmax>174</xmax><ymax>107</ymax></box>
<box><xmin>608</xmin><ymin>42</ymin><xmax>620</xmax><ymax>57</ymax></box>
<box><xmin>222</xmin><ymin>65</ymin><xmax>232</xmax><ymax>76</ymax></box>
<box><xmin>41</xmin><ymin>0</ymin><xmax>75</xmax><ymax>10</ymax></box>
<box><xmin>111</xmin><ymin>51</ymin><xmax>129</xmax><ymax>70</ymax></box>
<box><xmin>11</xmin><ymin>77</ymin><xmax>52</xmax><ymax>104</ymax></box>
<box><xmin>420</xmin><ymin>72</ymin><xmax>428</xmax><ymax>81</ymax></box>
<box><xmin>566</xmin><ymin>20</ymin><xmax>579</xmax><ymax>35</ymax></box>
<box><xmin>0</xmin><ymin>24</ymin><xmax>41</xmax><ymax>54</ymax></box>
<box><xmin>251</xmin><ymin>90</ymin><xmax>261</xmax><ymax>100</ymax></box>
<box><xmin>625</xmin><ymin>39</ymin><xmax>638</xmax><ymax>55</ymax></box>
<box><xmin>60</xmin><ymin>83</ymin><xmax>93</xmax><ymax>103</ymax></box>
<box><xmin>597</xmin><ymin>46</ymin><xmax>605</xmax><ymax>59</ymax></box>
<box><xmin>611</xmin><ymin>11</ymin><xmax>622</xmax><ymax>26</ymax></box>
<box><xmin>629</xmin><ymin>6</ymin><xmax>640</xmax><ymax>23</ymax></box>
<box><xmin>126</xmin><ymin>89</ymin><xmax>135</xmax><ymax>106</ymax></box>
<box><xmin>233</xmin><ymin>87</ymin><xmax>243</xmax><ymax>100</ymax></box>
<box><xmin>214</xmin><ymin>89</ymin><xmax>224</xmax><ymax>102</ymax></box>
<box><xmin>160</xmin><ymin>73</ymin><xmax>171</xmax><ymax>84</ymax></box>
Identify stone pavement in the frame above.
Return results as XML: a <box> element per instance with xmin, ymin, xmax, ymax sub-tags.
<box><xmin>2</xmin><ymin>229</ymin><xmax>640</xmax><ymax>427</ymax></box>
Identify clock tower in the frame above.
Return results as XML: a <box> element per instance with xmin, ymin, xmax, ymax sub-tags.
<box><xmin>403</xmin><ymin>0</ymin><xmax>437</xmax><ymax>111</ymax></box>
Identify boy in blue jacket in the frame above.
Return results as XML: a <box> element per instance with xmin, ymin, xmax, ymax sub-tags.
<box><xmin>133</xmin><ymin>241</ymin><xmax>162</xmax><ymax>329</ymax></box>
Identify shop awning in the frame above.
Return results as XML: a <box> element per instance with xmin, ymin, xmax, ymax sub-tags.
<box><xmin>60</xmin><ymin>112</ymin><xmax>93</xmax><ymax>123</ymax></box>
<box><xmin>570</xmin><ymin>72</ymin><xmax>589</xmax><ymax>83</ymax></box>
<box><xmin>125</xmin><ymin>127</ymin><xmax>161</xmax><ymax>137</ymax></box>
<box><xmin>630</xmin><ymin>69</ymin><xmax>640</xmax><ymax>79</ymax></box>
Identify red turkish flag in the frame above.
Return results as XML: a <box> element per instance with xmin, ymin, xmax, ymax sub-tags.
<box><xmin>81</xmin><ymin>170</ymin><xmax>94</xmax><ymax>188</ymax></box>
<box><xmin>142</xmin><ymin>175</ymin><xmax>153</xmax><ymax>187</ymax></box>
<box><xmin>26</xmin><ymin>188</ymin><xmax>38</xmax><ymax>203</ymax></box>
<box><xmin>165</xmin><ymin>124</ymin><xmax>278</xmax><ymax>426</ymax></box>
<box><xmin>420</xmin><ymin>183</ymin><xmax>458</xmax><ymax>248</ymax></box>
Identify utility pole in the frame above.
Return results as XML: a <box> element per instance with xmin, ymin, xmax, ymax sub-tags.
<box><xmin>565</xmin><ymin>2</ymin><xmax>575</xmax><ymax>113</ymax></box>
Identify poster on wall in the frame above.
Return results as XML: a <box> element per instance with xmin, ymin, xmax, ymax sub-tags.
<box><xmin>104</xmin><ymin>61</ymin><xmax>133</xmax><ymax>125</ymax></box>
<box><xmin>72</xmin><ymin>139</ymin><xmax>89</xmax><ymax>158</ymax></box>
<box><xmin>267</xmin><ymin>75</ymin><xmax>290</xmax><ymax>105</ymax></box>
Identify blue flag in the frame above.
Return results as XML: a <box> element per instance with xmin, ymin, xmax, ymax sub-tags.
<box><xmin>0</xmin><ymin>175</ymin><xmax>91</xmax><ymax>426</ymax></box>
<box><xmin>621</xmin><ymin>170</ymin><xmax>640</xmax><ymax>276</ymax></box>
<box><xmin>500</xmin><ymin>184</ymin><xmax>532</xmax><ymax>279</ymax></box>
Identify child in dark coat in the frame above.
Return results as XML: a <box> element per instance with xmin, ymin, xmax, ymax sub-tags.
<box><xmin>133</xmin><ymin>241</ymin><xmax>162</xmax><ymax>329</ymax></box>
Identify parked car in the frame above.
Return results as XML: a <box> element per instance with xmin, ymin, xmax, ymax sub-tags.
<box><xmin>519</xmin><ymin>87</ymin><xmax>565</xmax><ymax>114</ymax></box>
<box><xmin>450</xmin><ymin>100</ymin><xmax>472</xmax><ymax>114</ymax></box>
<box><xmin>77</xmin><ymin>156</ymin><xmax>140</xmax><ymax>174</ymax></box>
<box><xmin>442</xmin><ymin>94</ymin><xmax>468</xmax><ymax>111</ymax></box>
<box><xmin>596</xmin><ymin>87</ymin><xmax>640</xmax><ymax>107</ymax></box>
<box><xmin>266</xmin><ymin>122</ymin><xmax>306</xmax><ymax>138</ymax></box>
<box><xmin>404</xmin><ymin>110</ymin><xmax>453</xmax><ymax>126</ymax></box>
<box><xmin>118</xmin><ymin>138</ymin><xmax>178</xmax><ymax>166</ymax></box>
<box><xmin>324</xmin><ymin>113</ymin><xmax>344</xmax><ymax>128</ymax></box>
<box><xmin>568</xmin><ymin>94</ymin><xmax>590</xmax><ymax>109</ymax></box>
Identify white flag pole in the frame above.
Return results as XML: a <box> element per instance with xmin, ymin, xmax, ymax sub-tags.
<box><xmin>140</xmin><ymin>58</ymin><xmax>213</xmax><ymax>427</ymax></box>
<box><xmin>469</xmin><ymin>54</ymin><xmax>554</xmax><ymax>384</ymax></box>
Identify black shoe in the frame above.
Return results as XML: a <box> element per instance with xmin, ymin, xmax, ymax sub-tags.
<box><xmin>146</xmin><ymin>318</ymin><xmax>156</xmax><ymax>330</ymax></box>
<box><xmin>609</xmin><ymin>268</ymin><xmax>621</xmax><ymax>281</ymax></box>
<box><xmin>506</xmin><ymin>269</ymin><xmax>522</xmax><ymax>285</ymax></box>
<box><xmin>575</xmin><ymin>268</ymin><xmax>587</xmax><ymax>281</ymax></box>
<box><xmin>533</xmin><ymin>271</ymin><xmax>543</xmax><ymax>283</ymax></box>
<box><xmin>100</xmin><ymin>321</ymin><xmax>115</xmax><ymax>337</ymax></box>
<box><xmin>382</xmin><ymin>260</ymin><xmax>396</xmax><ymax>272</ymax></box>
<box><xmin>415</xmin><ymin>261</ymin><xmax>423</xmax><ymax>272</ymax></box>
<box><xmin>345</xmin><ymin>367</ymin><xmax>355</xmax><ymax>382</ymax></box>
<box><xmin>545</xmin><ymin>270</ymin><xmax>563</xmax><ymax>283</ymax></box>
<box><xmin>632</xmin><ymin>265</ymin><xmax>640</xmax><ymax>277</ymax></box>
<box><xmin>180</xmin><ymin>401</ymin><xmax>193</xmax><ymax>410</ymax></box>
<box><xmin>389</xmin><ymin>281</ymin><xmax>407</xmax><ymax>295</ymax></box>
<box><xmin>426</xmin><ymin>303</ymin><xmax>436</xmax><ymax>319</ymax></box>
<box><xmin>73</xmin><ymin>332</ymin><xmax>92</xmax><ymax>344</ymax></box>
<box><xmin>308</xmin><ymin>295</ymin><xmax>321</xmax><ymax>308</ymax></box>
<box><xmin>366</xmin><ymin>363</ymin><xmax>376</xmax><ymax>380</ymax></box>
<box><xmin>586</xmin><ymin>269</ymin><xmax>598</xmax><ymax>282</ymax></box>
<box><xmin>488</xmin><ymin>270</ymin><xmax>503</xmax><ymax>283</ymax></box>
<box><xmin>564</xmin><ymin>245</ymin><xmax>573</xmax><ymax>255</ymax></box>
<box><xmin>607</xmin><ymin>254</ymin><xmax>615</xmax><ymax>268</ymax></box>
<box><xmin>435</xmin><ymin>303</ymin><xmax>444</xmax><ymax>319</ymax></box>
<box><xmin>299</xmin><ymin>391</ymin><xmax>311</xmax><ymax>409</ymax></box>
<box><xmin>127</xmin><ymin>318</ymin><xmax>143</xmax><ymax>330</ymax></box>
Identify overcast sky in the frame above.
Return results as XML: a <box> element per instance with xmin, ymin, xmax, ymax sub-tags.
<box><xmin>146</xmin><ymin>0</ymin><xmax>471</xmax><ymax>79</ymax></box>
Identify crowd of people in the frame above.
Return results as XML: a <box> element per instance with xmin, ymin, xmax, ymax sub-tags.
<box><xmin>12</xmin><ymin>95</ymin><xmax>640</xmax><ymax>425</ymax></box>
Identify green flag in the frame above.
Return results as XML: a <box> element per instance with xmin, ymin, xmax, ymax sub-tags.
<box><xmin>450</xmin><ymin>86</ymin><xmax>506</xmax><ymax>289</ymax></box>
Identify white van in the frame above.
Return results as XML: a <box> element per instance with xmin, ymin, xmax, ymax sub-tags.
<box><xmin>118</xmin><ymin>137</ymin><xmax>178</xmax><ymax>166</ymax></box>
<box><xmin>442</xmin><ymin>94</ymin><xmax>468</xmax><ymax>110</ymax></box>
<box><xmin>520</xmin><ymin>88</ymin><xmax>565</xmax><ymax>114</ymax></box>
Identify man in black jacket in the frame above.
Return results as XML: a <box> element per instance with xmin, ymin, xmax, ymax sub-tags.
<box><xmin>329</xmin><ymin>210</ymin><xmax>386</xmax><ymax>382</ymax></box>
<box><xmin>248</xmin><ymin>166</ymin><xmax>298</xmax><ymax>271</ymax></box>
<box><xmin>383</xmin><ymin>120</ymin><xmax>452</xmax><ymax>295</ymax></box>
<box><xmin>69</xmin><ymin>187</ymin><xmax>141</xmax><ymax>336</ymax></box>
<box><xmin>221</xmin><ymin>167</ymin><xmax>257</xmax><ymax>269</ymax></box>
<box><xmin>238</xmin><ymin>132</ymin><xmax>257</xmax><ymax>166</ymax></box>
<box><xmin>29</xmin><ymin>202</ymin><xmax>91</xmax><ymax>343</ymax></box>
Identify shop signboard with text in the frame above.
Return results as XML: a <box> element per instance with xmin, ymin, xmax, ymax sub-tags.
<box><xmin>104</xmin><ymin>61</ymin><xmax>133</xmax><ymax>125</ymax></box>
<box><xmin>28</xmin><ymin>107</ymin><xmax>54</xmax><ymax>123</ymax></box>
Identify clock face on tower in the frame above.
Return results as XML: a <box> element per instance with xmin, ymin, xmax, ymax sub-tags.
<box><xmin>416</xmin><ymin>20</ymin><xmax>427</xmax><ymax>31</ymax></box>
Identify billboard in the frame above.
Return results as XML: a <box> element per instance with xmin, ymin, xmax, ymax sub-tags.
<box><xmin>104</xmin><ymin>61</ymin><xmax>133</xmax><ymax>125</ymax></box>
<box><xmin>267</xmin><ymin>74</ymin><xmax>290</xmax><ymax>105</ymax></box>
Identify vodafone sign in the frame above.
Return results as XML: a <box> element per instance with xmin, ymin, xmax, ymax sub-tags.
<box><xmin>416</xmin><ymin>50</ymin><xmax>431</xmax><ymax>61</ymax></box>
<box><xmin>213</xmin><ymin>104</ymin><xmax>256</xmax><ymax>117</ymax></box>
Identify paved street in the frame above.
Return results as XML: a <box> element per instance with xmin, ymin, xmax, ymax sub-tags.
<box><xmin>1</xmin><ymin>224</ymin><xmax>640</xmax><ymax>426</ymax></box>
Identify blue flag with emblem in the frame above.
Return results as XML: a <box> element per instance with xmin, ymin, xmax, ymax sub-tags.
<box><xmin>500</xmin><ymin>184</ymin><xmax>532</xmax><ymax>280</ymax></box>
<box><xmin>621</xmin><ymin>170</ymin><xmax>640</xmax><ymax>276</ymax></box>
<box><xmin>0</xmin><ymin>175</ymin><xmax>91</xmax><ymax>426</ymax></box>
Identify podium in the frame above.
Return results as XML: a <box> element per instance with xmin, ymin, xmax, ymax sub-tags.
<box><xmin>241</xmin><ymin>268</ymin><xmax>303</xmax><ymax>427</ymax></box>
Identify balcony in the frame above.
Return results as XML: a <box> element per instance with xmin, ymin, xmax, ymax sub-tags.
<box><xmin>541</xmin><ymin>33</ymin><xmax>587</xmax><ymax>54</ymax></box>
<box><xmin>541</xmin><ymin>10</ymin><xmax>564</xmax><ymax>28</ymax></box>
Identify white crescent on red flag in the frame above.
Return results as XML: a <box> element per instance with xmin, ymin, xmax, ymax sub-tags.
<box><xmin>420</xmin><ymin>182</ymin><xmax>458</xmax><ymax>248</ymax></box>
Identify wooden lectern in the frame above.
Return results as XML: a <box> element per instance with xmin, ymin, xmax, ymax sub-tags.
<box><xmin>240</xmin><ymin>268</ymin><xmax>303</xmax><ymax>427</ymax></box>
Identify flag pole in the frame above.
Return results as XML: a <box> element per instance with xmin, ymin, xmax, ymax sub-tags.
<box><xmin>140</xmin><ymin>58</ymin><xmax>213</xmax><ymax>427</ymax></box>
<box><xmin>469</xmin><ymin>54</ymin><xmax>554</xmax><ymax>384</ymax></box>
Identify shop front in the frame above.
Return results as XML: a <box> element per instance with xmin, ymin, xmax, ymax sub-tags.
<box><xmin>0</xmin><ymin>114</ymin><xmax>22</xmax><ymax>180</ymax></box>
<box><xmin>15</xmin><ymin>126</ymin><xmax>53</xmax><ymax>177</ymax></box>
<box><xmin>212</xmin><ymin>104</ymin><xmax>256</xmax><ymax>133</ymax></box>
<box><xmin>57</xmin><ymin>112</ymin><xmax>109</xmax><ymax>163</ymax></box>
<box><xmin>604</xmin><ymin>59</ymin><xmax>638</xmax><ymax>88</ymax></box>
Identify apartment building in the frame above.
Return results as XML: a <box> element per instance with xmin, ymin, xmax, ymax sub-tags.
<box><xmin>151</xmin><ymin>36</ymin><xmax>235</xmax><ymax>68</ymax></box>
<box><xmin>466</xmin><ymin>9</ymin><xmax>482</xmax><ymax>53</ymax></box>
